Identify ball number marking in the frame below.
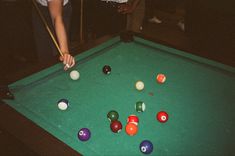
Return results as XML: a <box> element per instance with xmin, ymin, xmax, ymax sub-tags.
<box><xmin>141</xmin><ymin>146</ymin><xmax>147</xmax><ymax>152</ymax></box>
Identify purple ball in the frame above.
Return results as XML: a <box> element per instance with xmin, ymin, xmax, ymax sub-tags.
<box><xmin>77</xmin><ymin>128</ymin><xmax>91</xmax><ymax>141</ymax></box>
<box><xmin>140</xmin><ymin>140</ymin><xmax>153</xmax><ymax>154</ymax></box>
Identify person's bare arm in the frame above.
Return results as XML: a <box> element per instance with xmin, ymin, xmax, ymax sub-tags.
<box><xmin>48</xmin><ymin>0</ymin><xmax>75</xmax><ymax>70</ymax></box>
<box><xmin>48</xmin><ymin>0</ymin><xmax>68</xmax><ymax>53</ymax></box>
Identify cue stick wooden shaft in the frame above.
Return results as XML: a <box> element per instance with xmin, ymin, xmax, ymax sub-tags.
<box><xmin>32</xmin><ymin>0</ymin><xmax>64</xmax><ymax>57</ymax></box>
<box><xmin>80</xmin><ymin>0</ymin><xmax>84</xmax><ymax>43</ymax></box>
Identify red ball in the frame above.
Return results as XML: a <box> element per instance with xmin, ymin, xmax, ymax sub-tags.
<box><xmin>110</xmin><ymin>120</ymin><xmax>122</xmax><ymax>133</ymax></box>
<box><xmin>127</xmin><ymin>115</ymin><xmax>139</xmax><ymax>125</ymax></box>
<box><xmin>156</xmin><ymin>111</ymin><xmax>168</xmax><ymax>123</ymax></box>
<box><xmin>156</xmin><ymin>74</ymin><xmax>166</xmax><ymax>84</ymax></box>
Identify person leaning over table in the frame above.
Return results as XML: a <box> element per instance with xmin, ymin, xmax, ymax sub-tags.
<box><xmin>33</xmin><ymin>0</ymin><xmax>75</xmax><ymax>70</ymax></box>
<box><xmin>90</xmin><ymin>0</ymin><xmax>128</xmax><ymax>38</ymax></box>
<box><xmin>118</xmin><ymin>0</ymin><xmax>145</xmax><ymax>33</ymax></box>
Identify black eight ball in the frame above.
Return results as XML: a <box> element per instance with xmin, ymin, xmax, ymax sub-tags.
<box><xmin>103</xmin><ymin>65</ymin><xmax>111</xmax><ymax>74</ymax></box>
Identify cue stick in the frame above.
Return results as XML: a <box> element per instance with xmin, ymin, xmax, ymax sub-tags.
<box><xmin>32</xmin><ymin>0</ymin><xmax>64</xmax><ymax>57</ymax></box>
<box><xmin>80</xmin><ymin>0</ymin><xmax>84</xmax><ymax>43</ymax></box>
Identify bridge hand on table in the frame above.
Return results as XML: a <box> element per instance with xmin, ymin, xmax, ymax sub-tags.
<box><xmin>59</xmin><ymin>53</ymin><xmax>76</xmax><ymax>71</ymax></box>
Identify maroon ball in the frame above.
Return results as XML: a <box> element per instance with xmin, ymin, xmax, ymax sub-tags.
<box><xmin>110</xmin><ymin>120</ymin><xmax>122</xmax><ymax>133</ymax></box>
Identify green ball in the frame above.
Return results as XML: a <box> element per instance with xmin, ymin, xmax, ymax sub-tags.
<box><xmin>135</xmin><ymin>101</ymin><xmax>146</xmax><ymax>112</ymax></box>
<box><xmin>107</xmin><ymin>110</ymin><xmax>119</xmax><ymax>122</ymax></box>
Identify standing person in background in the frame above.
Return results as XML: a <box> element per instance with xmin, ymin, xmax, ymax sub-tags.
<box><xmin>32</xmin><ymin>0</ymin><xmax>75</xmax><ymax>70</ymax></box>
<box><xmin>91</xmin><ymin>0</ymin><xmax>128</xmax><ymax>38</ymax></box>
<box><xmin>118</xmin><ymin>0</ymin><xmax>145</xmax><ymax>33</ymax></box>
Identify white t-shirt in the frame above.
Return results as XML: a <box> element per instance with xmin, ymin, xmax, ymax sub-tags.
<box><xmin>101</xmin><ymin>0</ymin><xmax>128</xmax><ymax>3</ymax></box>
<box><xmin>36</xmin><ymin>0</ymin><xmax>69</xmax><ymax>6</ymax></box>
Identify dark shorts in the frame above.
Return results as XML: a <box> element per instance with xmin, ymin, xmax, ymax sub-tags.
<box><xmin>91</xmin><ymin>0</ymin><xmax>127</xmax><ymax>38</ymax></box>
<box><xmin>32</xmin><ymin>2</ymin><xmax>72</xmax><ymax>62</ymax></box>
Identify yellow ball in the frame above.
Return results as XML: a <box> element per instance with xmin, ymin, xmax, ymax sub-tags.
<box><xmin>135</xmin><ymin>81</ymin><xmax>144</xmax><ymax>91</ymax></box>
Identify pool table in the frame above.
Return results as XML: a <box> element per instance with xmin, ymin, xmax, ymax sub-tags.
<box><xmin>1</xmin><ymin>34</ymin><xmax>235</xmax><ymax>155</ymax></box>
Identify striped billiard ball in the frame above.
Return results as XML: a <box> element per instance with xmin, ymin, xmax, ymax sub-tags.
<box><xmin>135</xmin><ymin>101</ymin><xmax>146</xmax><ymax>112</ymax></box>
<box><xmin>127</xmin><ymin>115</ymin><xmax>139</xmax><ymax>125</ymax></box>
<box><xmin>156</xmin><ymin>73</ymin><xmax>166</xmax><ymax>84</ymax></box>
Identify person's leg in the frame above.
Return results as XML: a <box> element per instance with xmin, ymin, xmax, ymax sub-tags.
<box><xmin>83</xmin><ymin>1</ymin><xmax>95</xmax><ymax>41</ymax></box>
<box><xmin>126</xmin><ymin>12</ymin><xmax>132</xmax><ymax>32</ymax></box>
<box><xmin>92</xmin><ymin>1</ymin><xmax>126</xmax><ymax>38</ymax></box>
<box><xmin>145</xmin><ymin>0</ymin><xmax>154</xmax><ymax>19</ymax></box>
<box><xmin>32</xmin><ymin>3</ymin><xmax>56</xmax><ymax>63</ymax></box>
<box><xmin>92</xmin><ymin>0</ymin><xmax>109</xmax><ymax>38</ymax></box>
<box><xmin>127</xmin><ymin>0</ymin><xmax>145</xmax><ymax>33</ymax></box>
<box><xmin>109</xmin><ymin>3</ymin><xmax>126</xmax><ymax>34</ymax></box>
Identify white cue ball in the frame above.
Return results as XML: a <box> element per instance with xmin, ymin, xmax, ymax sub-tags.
<box><xmin>57</xmin><ymin>99</ymin><xmax>69</xmax><ymax>111</ymax></box>
<box><xmin>70</xmin><ymin>70</ymin><xmax>80</xmax><ymax>80</ymax></box>
<box><xmin>58</xmin><ymin>102</ymin><xmax>68</xmax><ymax>110</ymax></box>
<box><xmin>135</xmin><ymin>81</ymin><xmax>144</xmax><ymax>91</ymax></box>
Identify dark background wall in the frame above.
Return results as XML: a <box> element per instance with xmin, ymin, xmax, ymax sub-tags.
<box><xmin>185</xmin><ymin>0</ymin><xmax>235</xmax><ymax>62</ymax></box>
<box><xmin>0</xmin><ymin>0</ymin><xmax>234</xmax><ymax>73</ymax></box>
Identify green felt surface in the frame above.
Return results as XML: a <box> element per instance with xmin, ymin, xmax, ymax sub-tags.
<box><xmin>5</xmin><ymin>36</ymin><xmax>235</xmax><ymax>155</ymax></box>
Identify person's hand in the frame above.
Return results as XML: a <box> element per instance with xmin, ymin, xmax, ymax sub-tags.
<box><xmin>59</xmin><ymin>53</ymin><xmax>75</xmax><ymax>70</ymax></box>
<box><xmin>117</xmin><ymin>4</ymin><xmax>134</xmax><ymax>14</ymax></box>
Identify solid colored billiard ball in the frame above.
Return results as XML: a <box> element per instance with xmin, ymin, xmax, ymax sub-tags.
<box><xmin>110</xmin><ymin>120</ymin><xmax>122</xmax><ymax>133</ymax></box>
<box><xmin>125</xmin><ymin>123</ymin><xmax>138</xmax><ymax>136</ymax></box>
<box><xmin>135</xmin><ymin>81</ymin><xmax>144</xmax><ymax>91</ymax></box>
<box><xmin>156</xmin><ymin>111</ymin><xmax>169</xmax><ymax>123</ymax></box>
<box><xmin>127</xmin><ymin>115</ymin><xmax>139</xmax><ymax>125</ymax></box>
<box><xmin>77</xmin><ymin>128</ymin><xmax>91</xmax><ymax>141</ymax></box>
<box><xmin>57</xmin><ymin>99</ymin><xmax>69</xmax><ymax>110</ymax></box>
<box><xmin>156</xmin><ymin>73</ymin><xmax>166</xmax><ymax>84</ymax></box>
<box><xmin>70</xmin><ymin>70</ymin><xmax>80</xmax><ymax>80</ymax></box>
<box><xmin>140</xmin><ymin>140</ymin><xmax>153</xmax><ymax>154</ymax></box>
<box><xmin>107</xmin><ymin>110</ymin><xmax>119</xmax><ymax>122</ymax></box>
<box><xmin>102</xmin><ymin>65</ymin><xmax>111</xmax><ymax>74</ymax></box>
<box><xmin>135</xmin><ymin>101</ymin><xmax>146</xmax><ymax>112</ymax></box>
